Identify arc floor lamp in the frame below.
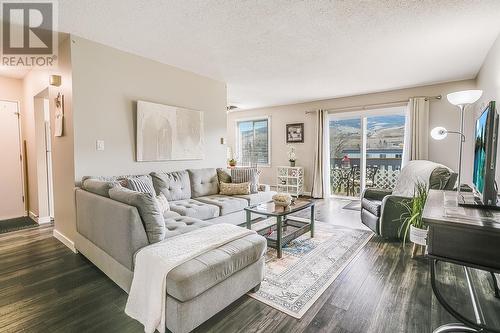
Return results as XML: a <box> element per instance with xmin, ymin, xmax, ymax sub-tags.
<box><xmin>431</xmin><ymin>90</ymin><xmax>483</xmax><ymax>192</ymax></box>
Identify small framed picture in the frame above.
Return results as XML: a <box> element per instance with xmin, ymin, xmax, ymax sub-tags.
<box><xmin>286</xmin><ymin>123</ymin><xmax>304</xmax><ymax>143</ymax></box>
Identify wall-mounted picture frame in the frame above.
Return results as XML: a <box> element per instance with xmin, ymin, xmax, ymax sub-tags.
<box><xmin>286</xmin><ymin>123</ymin><xmax>304</xmax><ymax>143</ymax></box>
<box><xmin>136</xmin><ymin>100</ymin><xmax>204</xmax><ymax>161</ymax></box>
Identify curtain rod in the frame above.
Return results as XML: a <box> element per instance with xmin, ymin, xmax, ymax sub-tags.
<box><xmin>305</xmin><ymin>95</ymin><xmax>442</xmax><ymax>114</ymax></box>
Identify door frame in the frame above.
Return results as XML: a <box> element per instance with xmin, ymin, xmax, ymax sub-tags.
<box><xmin>328</xmin><ymin>106</ymin><xmax>407</xmax><ymax>198</ymax></box>
<box><xmin>0</xmin><ymin>99</ymin><xmax>27</xmax><ymax>216</ymax></box>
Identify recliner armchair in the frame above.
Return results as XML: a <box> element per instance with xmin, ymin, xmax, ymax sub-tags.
<box><xmin>361</xmin><ymin>160</ymin><xmax>457</xmax><ymax>239</ymax></box>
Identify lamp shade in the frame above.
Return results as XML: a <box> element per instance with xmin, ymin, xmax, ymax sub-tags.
<box><xmin>431</xmin><ymin>126</ymin><xmax>448</xmax><ymax>140</ymax></box>
<box><xmin>446</xmin><ymin>90</ymin><xmax>483</xmax><ymax>106</ymax></box>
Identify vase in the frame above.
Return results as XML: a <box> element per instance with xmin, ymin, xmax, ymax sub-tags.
<box><xmin>290</xmin><ymin>161</ymin><xmax>295</xmax><ymax>167</ymax></box>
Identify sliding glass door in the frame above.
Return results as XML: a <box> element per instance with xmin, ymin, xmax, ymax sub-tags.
<box><xmin>329</xmin><ymin>107</ymin><xmax>406</xmax><ymax>198</ymax></box>
<box><xmin>330</xmin><ymin>117</ymin><xmax>362</xmax><ymax>197</ymax></box>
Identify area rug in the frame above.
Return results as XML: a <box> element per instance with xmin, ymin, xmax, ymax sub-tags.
<box><xmin>342</xmin><ymin>200</ymin><xmax>361</xmax><ymax>211</ymax></box>
<box><xmin>249</xmin><ymin>219</ymin><xmax>372</xmax><ymax>318</ymax></box>
<box><xmin>289</xmin><ymin>203</ymin><xmax>327</xmax><ymax>222</ymax></box>
<box><xmin>0</xmin><ymin>216</ymin><xmax>38</xmax><ymax>234</ymax></box>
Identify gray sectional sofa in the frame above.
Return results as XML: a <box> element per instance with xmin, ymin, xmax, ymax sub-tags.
<box><xmin>74</xmin><ymin>167</ymin><xmax>275</xmax><ymax>333</ymax></box>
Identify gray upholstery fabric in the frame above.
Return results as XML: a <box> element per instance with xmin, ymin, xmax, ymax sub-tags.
<box><xmin>81</xmin><ymin>179</ymin><xmax>120</xmax><ymax>197</ymax></box>
<box><xmin>151</xmin><ymin>171</ymin><xmax>191</xmax><ymax>201</ymax></box>
<box><xmin>163</xmin><ymin>210</ymin><xmax>181</xmax><ymax>219</ymax></box>
<box><xmin>169</xmin><ymin>199</ymin><xmax>220</xmax><ymax>220</ymax></box>
<box><xmin>208</xmin><ymin>210</ymin><xmax>246</xmax><ymax>225</ymax></box>
<box><xmin>429</xmin><ymin>167</ymin><xmax>452</xmax><ymax>190</ymax></box>
<box><xmin>216</xmin><ymin>168</ymin><xmax>232</xmax><ymax>184</ymax></box>
<box><xmin>109</xmin><ymin>186</ymin><xmax>166</xmax><ymax>243</ymax></box>
<box><xmin>163</xmin><ymin>215</ymin><xmax>212</xmax><ymax>239</ymax></box>
<box><xmin>81</xmin><ymin>174</ymin><xmax>141</xmax><ymax>184</ymax></box>
<box><xmin>167</xmin><ymin>233</ymin><xmax>266</xmax><ymax>302</ymax></box>
<box><xmin>361</xmin><ymin>198</ymin><xmax>382</xmax><ymax>216</ymax></box>
<box><xmin>124</xmin><ymin>175</ymin><xmax>156</xmax><ymax>196</ymax></box>
<box><xmin>188</xmin><ymin>168</ymin><xmax>219</xmax><ymax>198</ymax></box>
<box><xmin>75</xmin><ymin>189</ymin><xmax>149</xmax><ymax>270</ymax></box>
<box><xmin>235</xmin><ymin>191</ymin><xmax>275</xmax><ymax>205</ymax></box>
<box><xmin>166</xmin><ymin>258</ymin><xmax>264</xmax><ymax>333</ymax></box>
<box><xmin>195</xmin><ymin>195</ymin><xmax>249</xmax><ymax>215</ymax></box>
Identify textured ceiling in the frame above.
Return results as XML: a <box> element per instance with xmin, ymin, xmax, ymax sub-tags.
<box><xmin>54</xmin><ymin>1</ymin><xmax>500</xmax><ymax>109</ymax></box>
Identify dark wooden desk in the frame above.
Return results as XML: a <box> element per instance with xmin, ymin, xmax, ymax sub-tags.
<box><xmin>423</xmin><ymin>190</ymin><xmax>500</xmax><ymax>333</ymax></box>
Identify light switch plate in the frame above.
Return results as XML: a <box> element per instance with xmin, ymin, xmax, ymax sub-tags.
<box><xmin>96</xmin><ymin>140</ymin><xmax>105</xmax><ymax>151</ymax></box>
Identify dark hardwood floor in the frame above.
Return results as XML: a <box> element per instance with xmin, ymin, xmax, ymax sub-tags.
<box><xmin>0</xmin><ymin>201</ymin><xmax>497</xmax><ymax>333</ymax></box>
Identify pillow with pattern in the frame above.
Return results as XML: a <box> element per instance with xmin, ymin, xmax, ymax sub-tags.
<box><xmin>219</xmin><ymin>182</ymin><xmax>251</xmax><ymax>195</ymax></box>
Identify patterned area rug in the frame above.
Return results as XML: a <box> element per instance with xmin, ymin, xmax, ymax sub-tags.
<box><xmin>249</xmin><ymin>220</ymin><xmax>372</xmax><ymax>318</ymax></box>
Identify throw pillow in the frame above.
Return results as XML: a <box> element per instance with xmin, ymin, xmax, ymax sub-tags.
<box><xmin>156</xmin><ymin>192</ymin><xmax>170</xmax><ymax>213</ymax></box>
<box><xmin>216</xmin><ymin>168</ymin><xmax>232</xmax><ymax>184</ymax></box>
<box><xmin>230</xmin><ymin>167</ymin><xmax>261</xmax><ymax>193</ymax></box>
<box><xmin>150</xmin><ymin>171</ymin><xmax>192</xmax><ymax>201</ymax></box>
<box><xmin>125</xmin><ymin>175</ymin><xmax>156</xmax><ymax>196</ymax></box>
<box><xmin>109</xmin><ymin>186</ymin><xmax>165</xmax><ymax>244</ymax></box>
<box><xmin>82</xmin><ymin>178</ymin><xmax>120</xmax><ymax>197</ymax></box>
<box><xmin>219</xmin><ymin>182</ymin><xmax>251</xmax><ymax>195</ymax></box>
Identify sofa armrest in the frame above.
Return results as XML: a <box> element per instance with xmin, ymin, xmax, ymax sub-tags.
<box><xmin>75</xmin><ymin>188</ymin><xmax>149</xmax><ymax>270</ymax></box>
<box><xmin>379</xmin><ymin>194</ymin><xmax>412</xmax><ymax>239</ymax></box>
<box><xmin>362</xmin><ymin>188</ymin><xmax>392</xmax><ymax>201</ymax></box>
<box><xmin>258</xmin><ymin>184</ymin><xmax>271</xmax><ymax>192</ymax></box>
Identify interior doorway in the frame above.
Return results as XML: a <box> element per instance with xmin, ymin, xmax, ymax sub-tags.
<box><xmin>34</xmin><ymin>89</ymin><xmax>54</xmax><ymax>222</ymax></box>
<box><xmin>0</xmin><ymin>100</ymin><xmax>25</xmax><ymax>220</ymax></box>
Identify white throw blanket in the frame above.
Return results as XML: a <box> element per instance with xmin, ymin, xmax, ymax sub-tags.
<box><xmin>125</xmin><ymin>223</ymin><xmax>255</xmax><ymax>333</ymax></box>
<box><xmin>393</xmin><ymin>160</ymin><xmax>451</xmax><ymax>197</ymax></box>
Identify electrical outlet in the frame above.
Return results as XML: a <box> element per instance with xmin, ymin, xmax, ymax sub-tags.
<box><xmin>96</xmin><ymin>140</ymin><xmax>105</xmax><ymax>151</ymax></box>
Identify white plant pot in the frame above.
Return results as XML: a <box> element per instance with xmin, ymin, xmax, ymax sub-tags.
<box><xmin>409</xmin><ymin>225</ymin><xmax>428</xmax><ymax>246</ymax></box>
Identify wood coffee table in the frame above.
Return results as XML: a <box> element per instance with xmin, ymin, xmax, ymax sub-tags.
<box><xmin>244</xmin><ymin>200</ymin><xmax>315</xmax><ymax>258</ymax></box>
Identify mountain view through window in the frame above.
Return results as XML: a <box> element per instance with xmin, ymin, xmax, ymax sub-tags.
<box><xmin>238</xmin><ymin>119</ymin><xmax>269</xmax><ymax>165</ymax></box>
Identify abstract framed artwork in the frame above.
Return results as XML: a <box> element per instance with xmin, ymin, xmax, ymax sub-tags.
<box><xmin>136</xmin><ymin>100</ymin><xmax>204</xmax><ymax>161</ymax></box>
<box><xmin>286</xmin><ymin>123</ymin><xmax>304</xmax><ymax>143</ymax></box>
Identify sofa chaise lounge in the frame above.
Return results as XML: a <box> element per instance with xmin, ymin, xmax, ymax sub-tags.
<box><xmin>74</xmin><ymin>167</ymin><xmax>275</xmax><ymax>333</ymax></box>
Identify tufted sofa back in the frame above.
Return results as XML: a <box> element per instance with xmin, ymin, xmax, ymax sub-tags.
<box><xmin>151</xmin><ymin>170</ymin><xmax>192</xmax><ymax>201</ymax></box>
<box><xmin>187</xmin><ymin>168</ymin><xmax>219</xmax><ymax>198</ymax></box>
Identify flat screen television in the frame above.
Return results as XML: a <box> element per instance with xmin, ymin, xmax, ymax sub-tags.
<box><xmin>472</xmin><ymin>101</ymin><xmax>498</xmax><ymax>206</ymax></box>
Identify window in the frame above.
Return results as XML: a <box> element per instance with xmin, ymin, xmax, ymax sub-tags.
<box><xmin>236</xmin><ymin>118</ymin><xmax>270</xmax><ymax>166</ymax></box>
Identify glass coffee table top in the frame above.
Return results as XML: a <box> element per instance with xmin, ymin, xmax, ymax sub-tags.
<box><xmin>245</xmin><ymin>200</ymin><xmax>314</xmax><ymax>217</ymax></box>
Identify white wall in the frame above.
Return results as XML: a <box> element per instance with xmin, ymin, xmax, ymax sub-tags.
<box><xmin>0</xmin><ymin>76</ymin><xmax>22</xmax><ymax>101</ymax></box>
<box><xmin>20</xmin><ymin>36</ymin><xmax>74</xmax><ymax>240</ymax></box>
<box><xmin>475</xmin><ymin>33</ymin><xmax>500</xmax><ymax>186</ymax></box>
<box><xmin>70</xmin><ymin>36</ymin><xmax>228</xmax><ymax>180</ymax></box>
<box><xmin>228</xmin><ymin>80</ymin><xmax>476</xmax><ymax>192</ymax></box>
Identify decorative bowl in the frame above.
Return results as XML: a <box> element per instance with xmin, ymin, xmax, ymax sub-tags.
<box><xmin>272</xmin><ymin>193</ymin><xmax>292</xmax><ymax>207</ymax></box>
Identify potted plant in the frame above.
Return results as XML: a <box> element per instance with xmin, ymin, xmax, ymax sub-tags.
<box><xmin>287</xmin><ymin>145</ymin><xmax>296</xmax><ymax>167</ymax></box>
<box><xmin>228</xmin><ymin>158</ymin><xmax>237</xmax><ymax>167</ymax></box>
<box><xmin>399</xmin><ymin>181</ymin><xmax>429</xmax><ymax>257</ymax></box>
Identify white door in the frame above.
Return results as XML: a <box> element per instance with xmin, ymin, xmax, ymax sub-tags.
<box><xmin>0</xmin><ymin>101</ymin><xmax>25</xmax><ymax>220</ymax></box>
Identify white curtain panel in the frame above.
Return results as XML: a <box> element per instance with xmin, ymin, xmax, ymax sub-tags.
<box><xmin>402</xmin><ymin>97</ymin><xmax>429</xmax><ymax>166</ymax></box>
<box><xmin>311</xmin><ymin>109</ymin><xmax>328</xmax><ymax>198</ymax></box>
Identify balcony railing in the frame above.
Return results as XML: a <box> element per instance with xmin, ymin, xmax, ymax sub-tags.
<box><xmin>330</xmin><ymin>158</ymin><xmax>401</xmax><ymax>196</ymax></box>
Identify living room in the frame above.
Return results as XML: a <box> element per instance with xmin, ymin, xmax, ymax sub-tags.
<box><xmin>0</xmin><ymin>1</ymin><xmax>500</xmax><ymax>333</ymax></box>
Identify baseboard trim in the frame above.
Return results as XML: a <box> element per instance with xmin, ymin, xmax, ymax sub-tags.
<box><xmin>38</xmin><ymin>216</ymin><xmax>52</xmax><ymax>224</ymax></box>
<box><xmin>28</xmin><ymin>211</ymin><xmax>37</xmax><ymax>222</ymax></box>
<box><xmin>53</xmin><ymin>229</ymin><xmax>78</xmax><ymax>253</ymax></box>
